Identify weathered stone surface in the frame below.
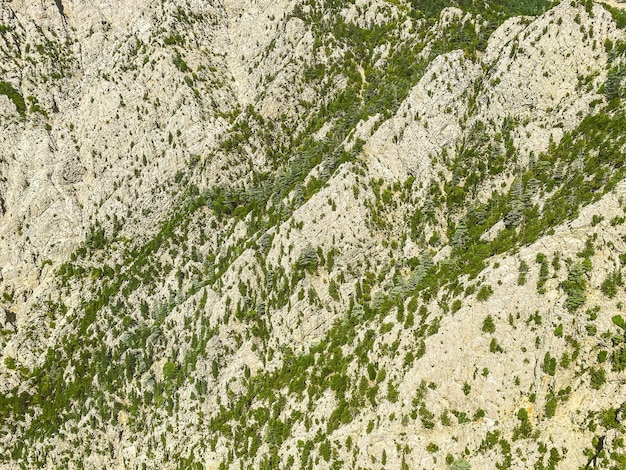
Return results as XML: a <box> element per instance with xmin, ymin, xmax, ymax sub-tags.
<box><xmin>0</xmin><ymin>0</ymin><xmax>625</xmax><ymax>468</ymax></box>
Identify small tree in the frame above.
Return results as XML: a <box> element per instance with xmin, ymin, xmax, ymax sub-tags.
<box><xmin>482</xmin><ymin>315</ymin><xmax>496</xmax><ymax>333</ymax></box>
<box><xmin>296</xmin><ymin>244</ymin><xmax>319</xmax><ymax>273</ymax></box>
<box><xmin>477</xmin><ymin>285</ymin><xmax>493</xmax><ymax>302</ymax></box>
<box><xmin>163</xmin><ymin>361</ymin><xmax>177</xmax><ymax>381</ymax></box>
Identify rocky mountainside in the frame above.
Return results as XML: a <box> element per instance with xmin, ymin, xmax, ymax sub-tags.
<box><xmin>1</xmin><ymin>0</ymin><xmax>626</xmax><ymax>468</ymax></box>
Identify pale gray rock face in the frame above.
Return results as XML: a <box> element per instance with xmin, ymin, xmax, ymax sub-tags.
<box><xmin>0</xmin><ymin>0</ymin><xmax>625</xmax><ymax>468</ymax></box>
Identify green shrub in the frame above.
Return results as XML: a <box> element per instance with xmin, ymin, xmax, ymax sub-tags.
<box><xmin>163</xmin><ymin>361</ymin><xmax>177</xmax><ymax>381</ymax></box>
<box><xmin>537</xmin><ymin>254</ymin><xmax>549</xmax><ymax>292</ymax></box>
<box><xmin>164</xmin><ymin>34</ymin><xmax>184</xmax><ymax>46</ymax></box>
<box><xmin>482</xmin><ymin>315</ymin><xmax>496</xmax><ymax>333</ymax></box>
<box><xmin>477</xmin><ymin>285</ymin><xmax>493</xmax><ymax>301</ymax></box>
<box><xmin>173</xmin><ymin>52</ymin><xmax>190</xmax><ymax>72</ymax></box>
<box><xmin>426</xmin><ymin>443</ymin><xmax>439</xmax><ymax>453</ymax></box>
<box><xmin>601</xmin><ymin>271</ymin><xmax>623</xmax><ymax>298</ymax></box>
<box><xmin>387</xmin><ymin>382</ymin><xmax>399</xmax><ymax>403</ymax></box>
<box><xmin>517</xmin><ymin>260</ymin><xmax>529</xmax><ymax>286</ymax></box>
<box><xmin>513</xmin><ymin>407</ymin><xmax>532</xmax><ymax>440</ymax></box>
<box><xmin>490</xmin><ymin>338</ymin><xmax>503</xmax><ymax>353</ymax></box>
<box><xmin>554</xmin><ymin>324</ymin><xmax>563</xmax><ymax>337</ymax></box>
<box><xmin>296</xmin><ymin>244</ymin><xmax>319</xmax><ymax>273</ymax></box>
<box><xmin>590</xmin><ymin>367</ymin><xmax>606</xmax><ymax>390</ymax></box>
<box><xmin>563</xmin><ymin>263</ymin><xmax>587</xmax><ymax>311</ymax></box>
<box><xmin>545</xmin><ymin>394</ymin><xmax>557</xmax><ymax>418</ymax></box>
<box><xmin>542</xmin><ymin>352</ymin><xmax>556</xmax><ymax>376</ymax></box>
<box><xmin>611</xmin><ymin>347</ymin><xmax>626</xmax><ymax>372</ymax></box>
<box><xmin>605</xmin><ymin>4</ymin><xmax>626</xmax><ymax>30</ymax></box>
<box><xmin>0</xmin><ymin>81</ymin><xmax>25</xmax><ymax>115</ymax></box>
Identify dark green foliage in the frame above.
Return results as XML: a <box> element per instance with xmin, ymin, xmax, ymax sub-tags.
<box><xmin>545</xmin><ymin>394</ymin><xmax>557</xmax><ymax>418</ymax></box>
<box><xmin>536</xmin><ymin>253</ymin><xmax>549</xmax><ymax>292</ymax></box>
<box><xmin>554</xmin><ymin>323</ymin><xmax>563</xmax><ymax>337</ymax></box>
<box><xmin>611</xmin><ymin>347</ymin><xmax>626</xmax><ymax>372</ymax></box>
<box><xmin>164</xmin><ymin>33</ymin><xmax>185</xmax><ymax>46</ymax></box>
<box><xmin>367</xmin><ymin>363</ymin><xmax>377</xmax><ymax>381</ymax></box>
<box><xmin>387</xmin><ymin>381</ymin><xmax>399</xmax><ymax>403</ymax></box>
<box><xmin>504</xmin><ymin>179</ymin><xmax>524</xmax><ymax>228</ymax></box>
<box><xmin>451</xmin><ymin>222</ymin><xmax>469</xmax><ymax>250</ymax></box>
<box><xmin>296</xmin><ymin>244</ymin><xmax>319</xmax><ymax>273</ymax></box>
<box><xmin>604</xmin><ymin>65</ymin><xmax>625</xmax><ymax>101</ymax></box>
<box><xmin>319</xmin><ymin>439</ymin><xmax>331</xmax><ymax>462</ymax></box>
<box><xmin>328</xmin><ymin>279</ymin><xmax>340</xmax><ymax>301</ymax></box>
<box><xmin>426</xmin><ymin>442</ymin><xmax>439</xmax><ymax>453</ymax></box>
<box><xmin>480</xmin><ymin>430</ymin><xmax>500</xmax><ymax>451</ymax></box>
<box><xmin>518</xmin><ymin>260</ymin><xmax>529</xmax><ymax>286</ymax></box>
<box><xmin>437</xmin><ymin>108</ymin><xmax>626</xmax><ymax>290</ymax></box>
<box><xmin>601</xmin><ymin>271</ymin><xmax>623</xmax><ymax>298</ymax></box>
<box><xmin>542</xmin><ymin>352</ymin><xmax>556</xmax><ymax>376</ymax></box>
<box><xmin>482</xmin><ymin>315</ymin><xmax>496</xmax><ymax>333</ymax></box>
<box><xmin>604</xmin><ymin>3</ymin><xmax>626</xmax><ymax>29</ymax></box>
<box><xmin>0</xmin><ymin>81</ymin><xmax>25</xmax><ymax>115</ymax></box>
<box><xmin>513</xmin><ymin>407</ymin><xmax>532</xmax><ymax>440</ymax></box>
<box><xmin>173</xmin><ymin>52</ymin><xmax>190</xmax><ymax>72</ymax></box>
<box><xmin>476</xmin><ymin>285</ymin><xmax>493</xmax><ymax>301</ymax></box>
<box><xmin>409</xmin><ymin>0</ymin><xmax>554</xmax><ymax>22</ymax></box>
<box><xmin>562</xmin><ymin>263</ymin><xmax>588</xmax><ymax>312</ymax></box>
<box><xmin>589</xmin><ymin>367</ymin><xmax>606</xmax><ymax>390</ymax></box>
<box><xmin>419</xmin><ymin>405</ymin><xmax>435</xmax><ymax>429</ymax></box>
<box><xmin>163</xmin><ymin>361</ymin><xmax>178</xmax><ymax>381</ymax></box>
<box><xmin>85</xmin><ymin>225</ymin><xmax>107</xmax><ymax>251</ymax></box>
<box><xmin>490</xmin><ymin>337</ymin><xmax>503</xmax><ymax>353</ymax></box>
<box><xmin>546</xmin><ymin>447</ymin><xmax>562</xmax><ymax>470</ymax></box>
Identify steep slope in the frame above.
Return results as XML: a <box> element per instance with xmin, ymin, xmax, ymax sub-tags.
<box><xmin>1</xmin><ymin>0</ymin><xmax>626</xmax><ymax>468</ymax></box>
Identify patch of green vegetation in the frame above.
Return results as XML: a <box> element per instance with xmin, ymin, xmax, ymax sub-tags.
<box><xmin>477</xmin><ymin>284</ymin><xmax>494</xmax><ymax>301</ymax></box>
<box><xmin>173</xmin><ymin>52</ymin><xmax>190</xmax><ymax>72</ymax></box>
<box><xmin>604</xmin><ymin>3</ymin><xmax>626</xmax><ymax>29</ymax></box>
<box><xmin>435</xmin><ymin>107</ymin><xmax>626</xmax><ymax>288</ymax></box>
<box><xmin>0</xmin><ymin>81</ymin><xmax>25</xmax><ymax>115</ymax></box>
<box><xmin>601</xmin><ymin>270</ymin><xmax>623</xmax><ymax>298</ymax></box>
<box><xmin>2</xmin><ymin>0</ymin><xmax>624</xmax><ymax>466</ymax></box>
<box><xmin>482</xmin><ymin>315</ymin><xmax>496</xmax><ymax>333</ymax></box>
<box><xmin>164</xmin><ymin>33</ymin><xmax>185</xmax><ymax>45</ymax></box>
